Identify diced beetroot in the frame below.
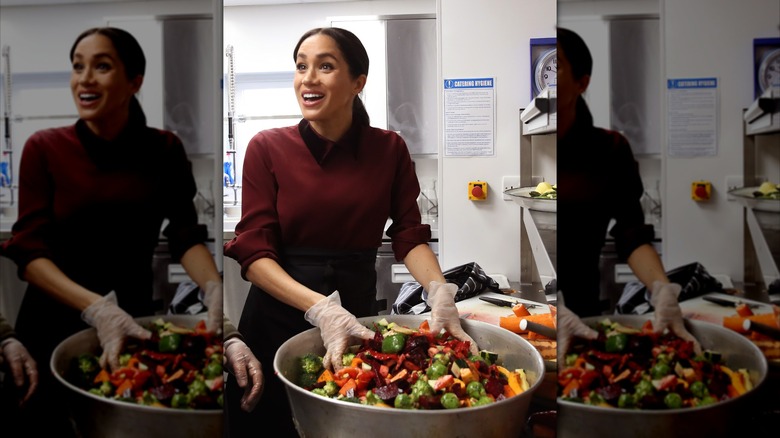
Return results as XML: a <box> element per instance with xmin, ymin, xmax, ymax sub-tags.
<box><xmin>373</xmin><ymin>383</ymin><xmax>402</xmax><ymax>401</ymax></box>
<box><xmin>150</xmin><ymin>383</ymin><xmax>176</xmax><ymax>401</ymax></box>
<box><xmin>484</xmin><ymin>378</ymin><xmax>505</xmax><ymax>398</ymax></box>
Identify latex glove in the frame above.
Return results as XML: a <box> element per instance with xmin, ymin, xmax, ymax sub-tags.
<box><xmin>203</xmin><ymin>280</ymin><xmax>223</xmax><ymax>335</ymax></box>
<box><xmin>224</xmin><ymin>337</ymin><xmax>264</xmax><ymax>412</ymax></box>
<box><xmin>556</xmin><ymin>292</ymin><xmax>598</xmax><ymax>365</ymax></box>
<box><xmin>649</xmin><ymin>281</ymin><xmax>702</xmax><ymax>354</ymax></box>
<box><xmin>426</xmin><ymin>281</ymin><xmax>479</xmax><ymax>356</ymax></box>
<box><xmin>304</xmin><ymin>291</ymin><xmax>375</xmax><ymax>372</ymax></box>
<box><xmin>82</xmin><ymin>291</ymin><xmax>152</xmax><ymax>371</ymax></box>
<box><xmin>0</xmin><ymin>337</ymin><xmax>38</xmax><ymax>405</ymax></box>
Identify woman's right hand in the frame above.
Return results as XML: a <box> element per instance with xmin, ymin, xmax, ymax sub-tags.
<box><xmin>224</xmin><ymin>337</ymin><xmax>264</xmax><ymax>412</ymax></box>
<box><xmin>304</xmin><ymin>291</ymin><xmax>375</xmax><ymax>372</ymax></box>
<box><xmin>81</xmin><ymin>291</ymin><xmax>151</xmax><ymax>371</ymax></box>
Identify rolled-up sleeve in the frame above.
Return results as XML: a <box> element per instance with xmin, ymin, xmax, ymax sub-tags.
<box><xmin>160</xmin><ymin>133</ymin><xmax>207</xmax><ymax>260</ymax></box>
<box><xmin>0</xmin><ymin>134</ymin><xmax>56</xmax><ymax>277</ymax></box>
<box><xmin>224</xmin><ymin>131</ymin><xmax>282</xmax><ymax>280</ymax></box>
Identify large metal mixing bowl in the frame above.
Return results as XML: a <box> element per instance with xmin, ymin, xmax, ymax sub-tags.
<box><xmin>557</xmin><ymin>315</ymin><xmax>769</xmax><ymax>438</ymax></box>
<box><xmin>274</xmin><ymin>314</ymin><xmax>545</xmax><ymax>438</ymax></box>
<box><xmin>50</xmin><ymin>315</ymin><xmax>222</xmax><ymax>438</ymax></box>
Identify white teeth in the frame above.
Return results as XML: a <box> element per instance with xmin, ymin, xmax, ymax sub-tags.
<box><xmin>303</xmin><ymin>93</ymin><xmax>323</xmax><ymax>100</ymax></box>
<box><xmin>80</xmin><ymin>93</ymin><xmax>99</xmax><ymax>101</ymax></box>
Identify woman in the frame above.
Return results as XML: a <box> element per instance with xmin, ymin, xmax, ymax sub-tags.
<box><xmin>555</xmin><ymin>27</ymin><xmax>698</xmax><ymax>360</ymax></box>
<box><xmin>224</xmin><ymin>27</ymin><xmax>475</xmax><ymax>437</ymax></box>
<box><xmin>0</xmin><ymin>27</ymin><xmax>222</xmax><ymax>435</ymax></box>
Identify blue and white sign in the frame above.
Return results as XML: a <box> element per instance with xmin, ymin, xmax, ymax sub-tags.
<box><xmin>443</xmin><ymin>77</ymin><xmax>496</xmax><ymax>157</ymax></box>
<box><xmin>667</xmin><ymin>77</ymin><xmax>719</xmax><ymax>157</ymax></box>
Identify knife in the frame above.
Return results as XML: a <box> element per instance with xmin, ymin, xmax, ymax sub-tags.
<box><xmin>479</xmin><ymin>296</ymin><xmax>541</xmax><ymax>309</ymax></box>
<box><xmin>701</xmin><ymin>296</ymin><xmax>761</xmax><ymax>309</ymax></box>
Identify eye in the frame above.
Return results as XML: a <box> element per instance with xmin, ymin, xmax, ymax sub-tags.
<box><xmin>96</xmin><ymin>62</ymin><xmax>112</xmax><ymax>71</ymax></box>
<box><xmin>296</xmin><ymin>63</ymin><xmax>307</xmax><ymax>71</ymax></box>
<box><xmin>320</xmin><ymin>63</ymin><xmax>333</xmax><ymax>71</ymax></box>
<box><xmin>72</xmin><ymin>62</ymin><xmax>84</xmax><ymax>72</ymax></box>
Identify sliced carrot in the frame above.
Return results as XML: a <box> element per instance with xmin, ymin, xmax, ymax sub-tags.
<box><xmin>723</xmin><ymin>313</ymin><xmax>778</xmax><ymax>334</ymax></box>
<box><xmin>503</xmin><ymin>384</ymin><xmax>516</xmax><ymax>398</ymax></box>
<box><xmin>338</xmin><ymin>378</ymin><xmax>357</xmax><ymax>396</ymax></box>
<box><xmin>499</xmin><ymin>316</ymin><xmax>522</xmax><ymax>334</ymax></box>
<box><xmin>419</xmin><ymin>320</ymin><xmax>430</xmax><ymax>332</ymax></box>
<box><xmin>115</xmin><ymin>379</ymin><xmax>133</xmax><ymax>396</ymax></box>
<box><xmin>317</xmin><ymin>369</ymin><xmax>334</xmax><ymax>383</ymax></box>
<box><xmin>350</xmin><ymin>357</ymin><xmax>363</xmax><ymax>368</ymax></box>
<box><xmin>562</xmin><ymin>378</ymin><xmax>579</xmax><ymax>397</ymax></box>
<box><xmin>512</xmin><ymin>303</ymin><xmax>531</xmax><ymax>317</ymax></box>
<box><xmin>735</xmin><ymin>303</ymin><xmax>754</xmax><ymax>317</ymax></box>
<box><xmin>93</xmin><ymin>368</ymin><xmax>110</xmax><ymax>384</ymax></box>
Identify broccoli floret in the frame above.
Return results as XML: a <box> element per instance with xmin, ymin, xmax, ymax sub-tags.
<box><xmin>188</xmin><ymin>378</ymin><xmax>209</xmax><ymax>400</ymax></box>
<box><xmin>342</xmin><ymin>352</ymin><xmax>356</xmax><ymax>367</ymax></box>
<box><xmin>337</xmin><ymin>395</ymin><xmax>361</xmax><ymax>404</ymax></box>
<box><xmin>300</xmin><ymin>353</ymin><xmax>324</xmax><ymax>375</ymax></box>
<box><xmin>366</xmin><ymin>390</ymin><xmax>383</xmax><ymax>405</ymax></box>
<box><xmin>77</xmin><ymin>354</ymin><xmax>100</xmax><ymax>375</ymax></box>
<box><xmin>322</xmin><ymin>380</ymin><xmax>339</xmax><ymax>397</ymax></box>
<box><xmin>311</xmin><ymin>388</ymin><xmax>328</xmax><ymax>397</ymax></box>
<box><xmin>140</xmin><ymin>391</ymin><xmax>160</xmax><ymax>406</ymax></box>
<box><xmin>91</xmin><ymin>380</ymin><xmax>113</xmax><ymax>397</ymax></box>
<box><xmin>298</xmin><ymin>372</ymin><xmax>319</xmax><ymax>389</ymax></box>
<box><xmin>118</xmin><ymin>354</ymin><xmax>132</xmax><ymax>367</ymax></box>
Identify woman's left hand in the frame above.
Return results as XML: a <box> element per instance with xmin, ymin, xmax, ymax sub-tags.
<box><xmin>650</xmin><ymin>281</ymin><xmax>702</xmax><ymax>354</ymax></box>
<box><xmin>427</xmin><ymin>281</ymin><xmax>479</xmax><ymax>355</ymax></box>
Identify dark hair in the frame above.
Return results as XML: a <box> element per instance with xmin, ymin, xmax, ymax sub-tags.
<box><xmin>70</xmin><ymin>27</ymin><xmax>147</xmax><ymax>125</ymax></box>
<box><xmin>293</xmin><ymin>27</ymin><xmax>370</xmax><ymax>127</ymax></box>
<box><xmin>557</xmin><ymin>27</ymin><xmax>592</xmax><ymax>80</ymax></box>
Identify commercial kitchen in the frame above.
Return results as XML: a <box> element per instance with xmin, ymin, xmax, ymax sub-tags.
<box><xmin>0</xmin><ymin>0</ymin><xmax>778</xmax><ymax>437</ymax></box>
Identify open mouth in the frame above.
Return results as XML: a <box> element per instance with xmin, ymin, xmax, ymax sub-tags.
<box><xmin>302</xmin><ymin>93</ymin><xmax>324</xmax><ymax>103</ymax></box>
<box><xmin>79</xmin><ymin>93</ymin><xmax>100</xmax><ymax>102</ymax></box>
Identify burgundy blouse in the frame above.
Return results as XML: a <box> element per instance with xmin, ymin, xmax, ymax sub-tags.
<box><xmin>224</xmin><ymin>120</ymin><xmax>430</xmax><ymax>279</ymax></box>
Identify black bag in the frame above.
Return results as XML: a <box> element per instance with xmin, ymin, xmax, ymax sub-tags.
<box><xmin>615</xmin><ymin>262</ymin><xmax>724</xmax><ymax>315</ymax></box>
<box><xmin>391</xmin><ymin>262</ymin><xmax>501</xmax><ymax>315</ymax></box>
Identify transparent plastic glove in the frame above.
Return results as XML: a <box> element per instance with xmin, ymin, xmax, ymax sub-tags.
<box><xmin>224</xmin><ymin>337</ymin><xmax>264</xmax><ymax>412</ymax></box>
<box><xmin>0</xmin><ymin>337</ymin><xmax>38</xmax><ymax>405</ymax></box>
<box><xmin>427</xmin><ymin>281</ymin><xmax>479</xmax><ymax>356</ymax></box>
<box><xmin>556</xmin><ymin>292</ymin><xmax>598</xmax><ymax>365</ymax></box>
<box><xmin>204</xmin><ymin>280</ymin><xmax>223</xmax><ymax>335</ymax></box>
<box><xmin>650</xmin><ymin>281</ymin><xmax>702</xmax><ymax>354</ymax></box>
<box><xmin>304</xmin><ymin>291</ymin><xmax>374</xmax><ymax>372</ymax></box>
<box><xmin>82</xmin><ymin>291</ymin><xmax>152</xmax><ymax>371</ymax></box>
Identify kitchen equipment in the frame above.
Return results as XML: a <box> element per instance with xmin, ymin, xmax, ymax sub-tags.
<box><xmin>728</xmin><ymin>186</ymin><xmax>780</xmax><ymax>212</ymax></box>
<box><xmin>519</xmin><ymin>318</ymin><xmax>556</xmax><ymax>339</ymax></box>
<box><xmin>50</xmin><ymin>315</ymin><xmax>222</xmax><ymax>438</ymax></box>
<box><xmin>504</xmin><ymin>186</ymin><xmax>556</xmax><ymax>212</ymax></box>
<box><xmin>274</xmin><ymin>314</ymin><xmax>545</xmax><ymax>438</ymax></box>
<box><xmin>479</xmin><ymin>295</ymin><xmax>541</xmax><ymax>309</ymax></box>
<box><xmin>702</xmin><ymin>295</ymin><xmax>761</xmax><ymax>309</ymax></box>
<box><xmin>557</xmin><ymin>314</ymin><xmax>768</xmax><ymax>438</ymax></box>
<box><xmin>744</xmin><ymin>319</ymin><xmax>780</xmax><ymax>341</ymax></box>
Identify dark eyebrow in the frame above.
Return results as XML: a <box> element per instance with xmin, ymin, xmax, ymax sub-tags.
<box><xmin>296</xmin><ymin>52</ymin><xmax>339</xmax><ymax>62</ymax></box>
<box><xmin>72</xmin><ymin>52</ymin><xmax>116</xmax><ymax>62</ymax></box>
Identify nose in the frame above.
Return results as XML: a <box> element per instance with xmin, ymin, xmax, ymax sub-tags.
<box><xmin>302</xmin><ymin>67</ymin><xmax>317</xmax><ymax>85</ymax></box>
<box><xmin>78</xmin><ymin>67</ymin><xmax>95</xmax><ymax>84</ymax></box>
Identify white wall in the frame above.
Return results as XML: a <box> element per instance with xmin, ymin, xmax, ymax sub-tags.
<box><xmin>438</xmin><ymin>0</ymin><xmax>556</xmax><ymax>283</ymax></box>
<box><xmin>661</xmin><ymin>0</ymin><xmax>779</xmax><ymax>282</ymax></box>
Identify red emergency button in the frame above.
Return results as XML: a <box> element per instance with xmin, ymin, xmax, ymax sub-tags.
<box><xmin>691</xmin><ymin>181</ymin><xmax>712</xmax><ymax>201</ymax></box>
<box><xmin>468</xmin><ymin>181</ymin><xmax>488</xmax><ymax>200</ymax></box>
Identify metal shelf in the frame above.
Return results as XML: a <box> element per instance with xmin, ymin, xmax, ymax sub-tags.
<box><xmin>742</xmin><ymin>100</ymin><xmax>780</xmax><ymax>291</ymax></box>
<box><xmin>518</xmin><ymin>107</ymin><xmax>556</xmax><ymax>290</ymax></box>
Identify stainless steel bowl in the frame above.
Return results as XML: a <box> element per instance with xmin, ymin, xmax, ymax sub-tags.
<box><xmin>557</xmin><ymin>315</ymin><xmax>769</xmax><ymax>438</ymax></box>
<box><xmin>50</xmin><ymin>315</ymin><xmax>223</xmax><ymax>438</ymax></box>
<box><xmin>274</xmin><ymin>314</ymin><xmax>546</xmax><ymax>438</ymax></box>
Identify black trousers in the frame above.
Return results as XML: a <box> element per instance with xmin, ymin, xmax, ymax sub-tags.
<box><xmin>224</xmin><ymin>248</ymin><xmax>378</xmax><ymax>438</ymax></box>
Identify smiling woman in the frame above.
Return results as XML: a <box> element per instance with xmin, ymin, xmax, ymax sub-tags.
<box><xmin>0</xmin><ymin>26</ymin><xmax>223</xmax><ymax>437</ymax></box>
